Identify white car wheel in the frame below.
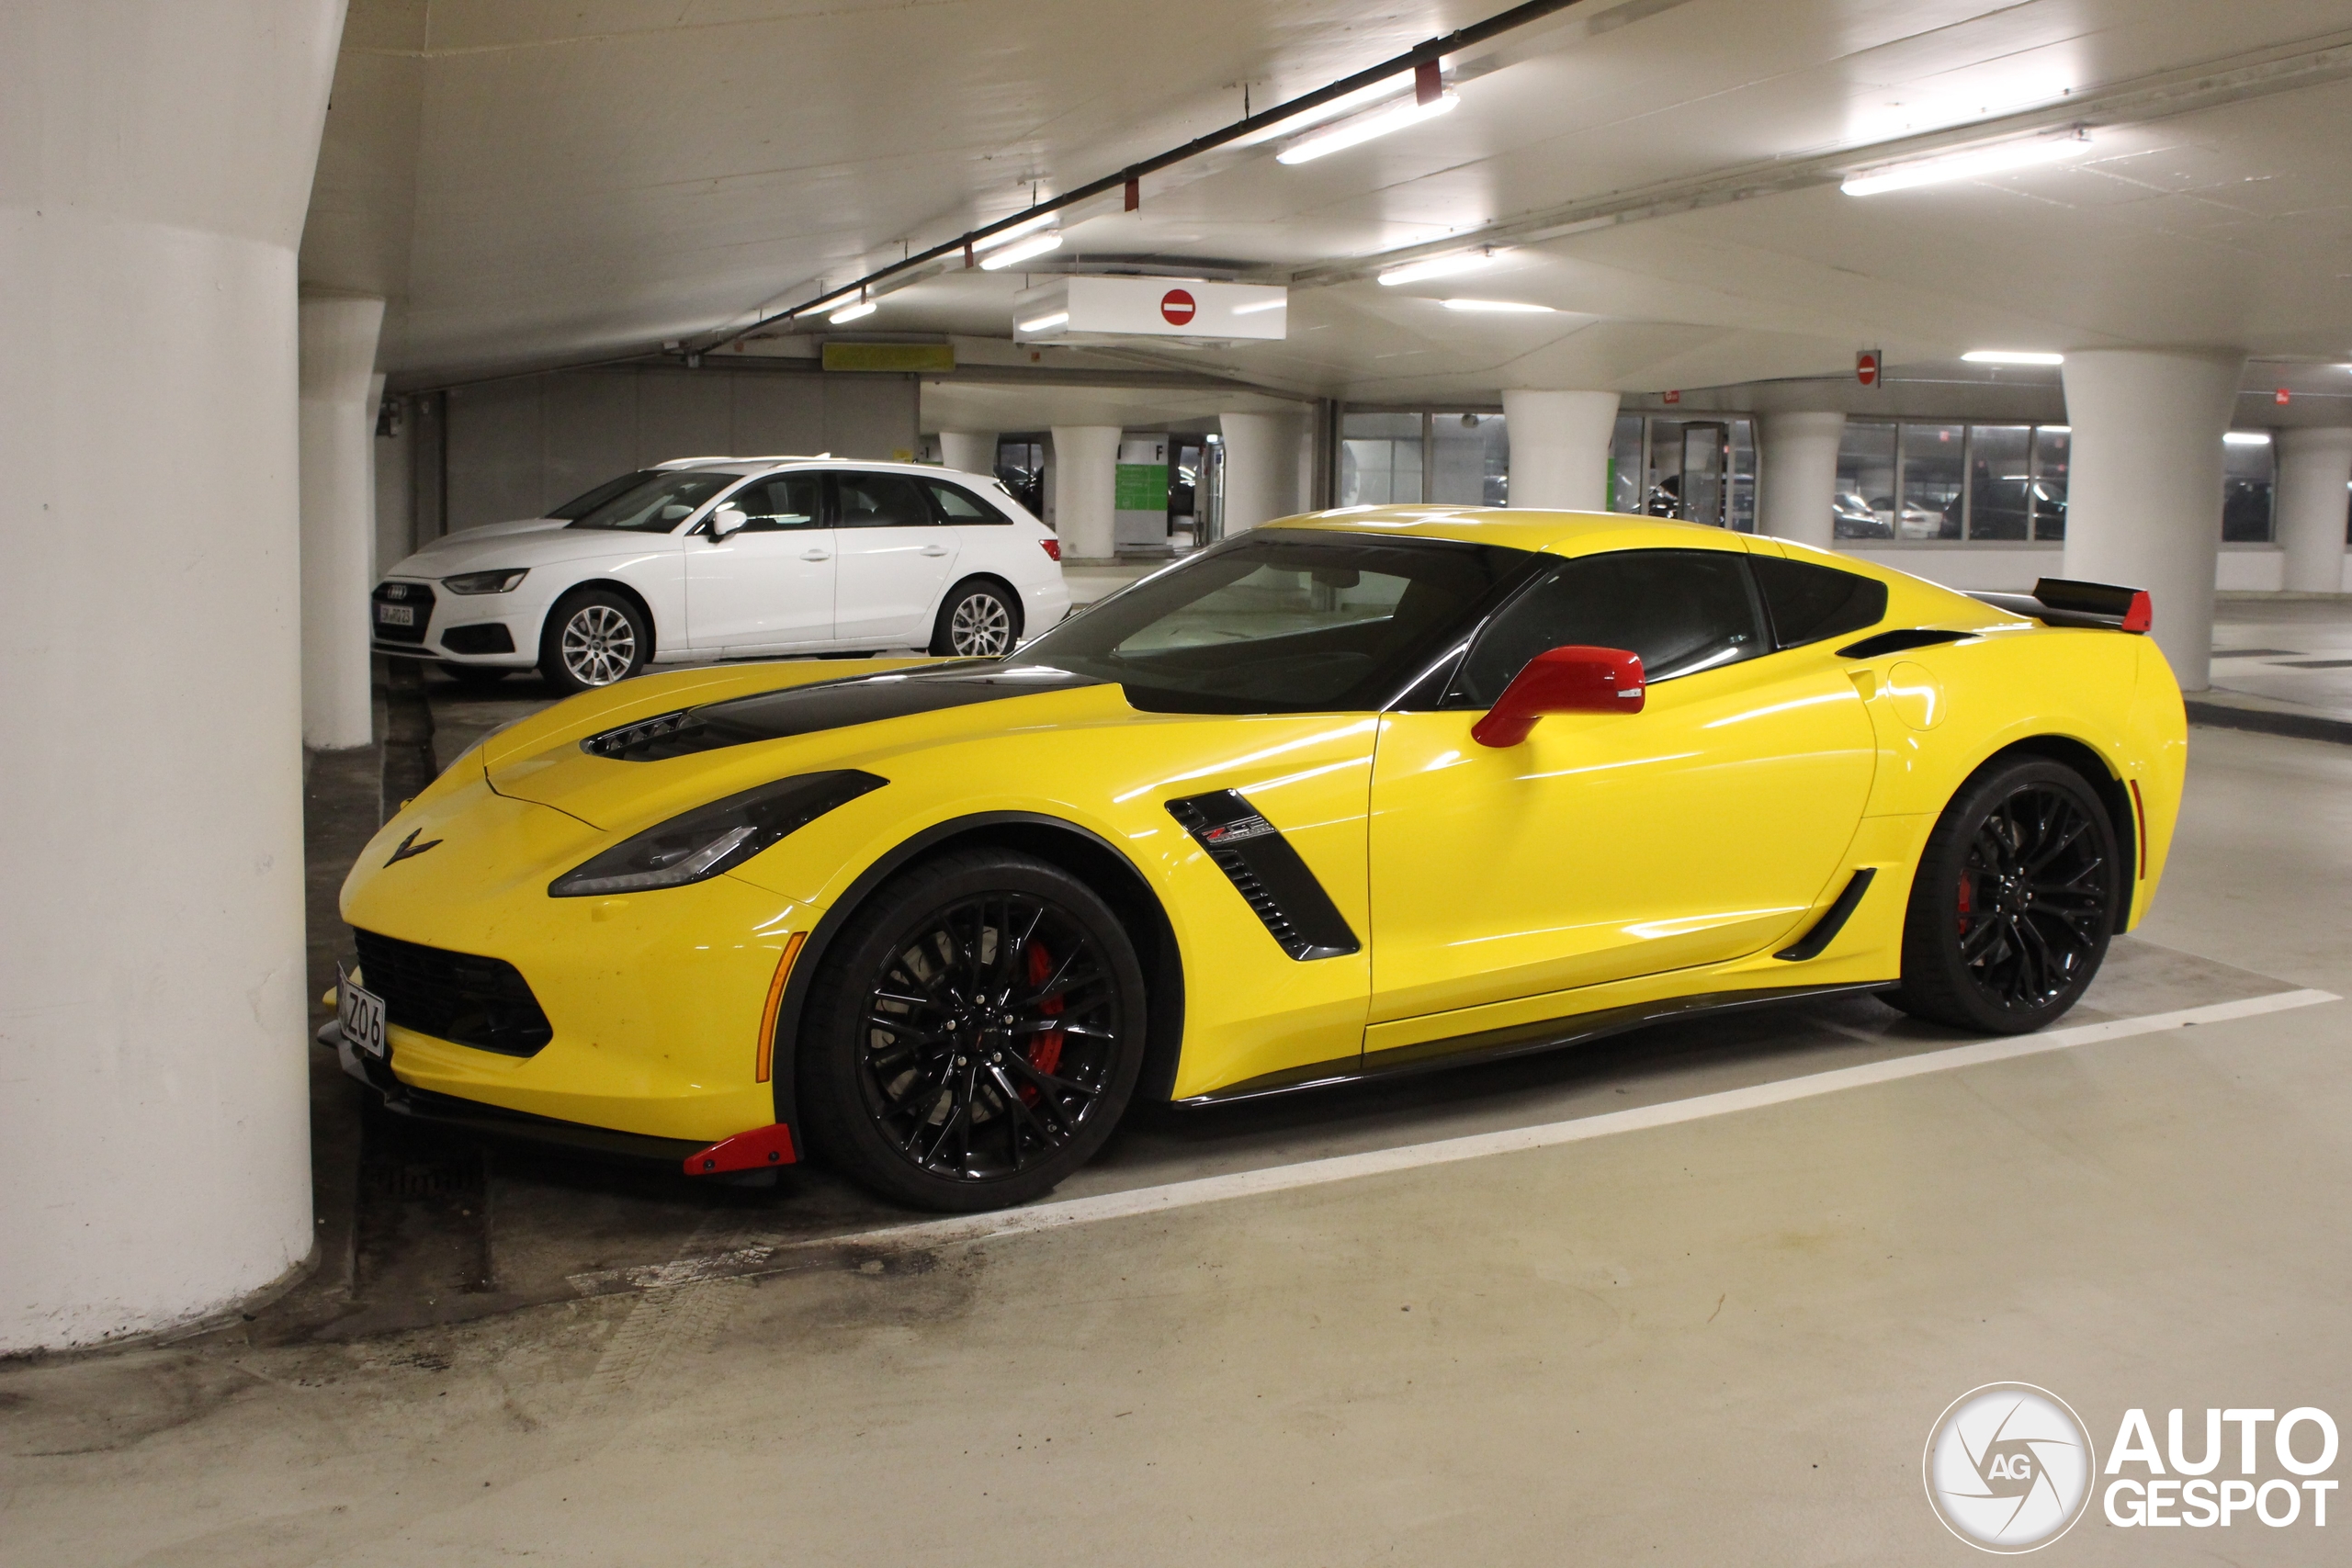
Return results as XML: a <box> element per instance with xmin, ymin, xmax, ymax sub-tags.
<box><xmin>541</xmin><ymin>592</ymin><xmax>649</xmax><ymax>694</ymax></box>
<box><xmin>932</xmin><ymin>580</ymin><xmax>1022</xmax><ymax>658</ymax></box>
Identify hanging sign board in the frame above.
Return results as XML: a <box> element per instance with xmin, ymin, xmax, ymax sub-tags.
<box><xmin>1015</xmin><ymin>277</ymin><xmax>1287</xmax><ymax>342</ymax></box>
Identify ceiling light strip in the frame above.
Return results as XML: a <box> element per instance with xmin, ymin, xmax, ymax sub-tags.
<box><xmin>701</xmin><ymin>0</ymin><xmax>1600</xmax><ymax>348</ymax></box>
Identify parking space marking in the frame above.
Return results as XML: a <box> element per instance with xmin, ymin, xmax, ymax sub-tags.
<box><xmin>569</xmin><ymin>987</ymin><xmax>2337</xmax><ymax>1297</ymax></box>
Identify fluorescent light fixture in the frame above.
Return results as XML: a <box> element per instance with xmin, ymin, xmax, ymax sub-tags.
<box><xmin>1016</xmin><ymin>310</ymin><xmax>1069</xmax><ymax>333</ymax></box>
<box><xmin>827</xmin><ymin>300</ymin><xmax>877</xmax><ymax>324</ymax></box>
<box><xmin>1231</xmin><ymin>299</ymin><xmax>1288</xmax><ymax>315</ymax></box>
<box><xmin>1232</xmin><ymin>73</ymin><xmax>1418</xmax><ymax>148</ymax></box>
<box><xmin>970</xmin><ymin>210</ymin><xmax>1060</xmax><ymax>254</ymax></box>
<box><xmin>978</xmin><ymin>232</ymin><xmax>1064</xmax><ymax>271</ymax></box>
<box><xmin>1962</xmin><ymin>349</ymin><xmax>2064</xmax><ymax>366</ymax></box>
<box><xmin>1378</xmin><ymin>250</ymin><xmax>1498</xmax><ymax>287</ymax></box>
<box><xmin>1442</xmin><ymin>298</ymin><xmax>1555</xmax><ymax>313</ymax></box>
<box><xmin>1277</xmin><ymin>91</ymin><xmax>1458</xmax><ymax>165</ymax></box>
<box><xmin>2223</xmin><ymin>431</ymin><xmax>2272</xmax><ymax>446</ymax></box>
<box><xmin>1841</xmin><ymin>132</ymin><xmax>2091</xmax><ymax>197</ymax></box>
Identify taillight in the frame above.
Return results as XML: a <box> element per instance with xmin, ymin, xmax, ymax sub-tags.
<box><xmin>2122</xmin><ymin>590</ymin><xmax>2153</xmax><ymax>633</ymax></box>
<box><xmin>1039</xmin><ymin>537</ymin><xmax>1062</xmax><ymax>562</ymax></box>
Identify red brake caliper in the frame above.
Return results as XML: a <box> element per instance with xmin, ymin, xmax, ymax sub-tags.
<box><xmin>1021</xmin><ymin>940</ymin><xmax>1065</xmax><ymax>1105</ymax></box>
<box><xmin>1956</xmin><ymin>873</ymin><xmax>1973</xmax><ymax>937</ymax></box>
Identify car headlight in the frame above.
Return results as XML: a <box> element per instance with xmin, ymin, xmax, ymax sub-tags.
<box><xmin>548</xmin><ymin>772</ymin><xmax>887</xmax><ymax>897</ymax></box>
<box><xmin>443</xmin><ymin>569</ymin><xmax>529</xmax><ymax>594</ymax></box>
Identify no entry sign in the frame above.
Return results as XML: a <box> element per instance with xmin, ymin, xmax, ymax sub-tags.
<box><xmin>1857</xmin><ymin>349</ymin><xmax>1882</xmax><ymax>387</ymax></box>
<box><xmin>1159</xmin><ymin>288</ymin><xmax>1197</xmax><ymax>326</ymax></box>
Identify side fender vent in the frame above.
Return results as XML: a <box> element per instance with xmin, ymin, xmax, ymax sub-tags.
<box><xmin>1166</xmin><ymin>790</ymin><xmax>1361</xmax><ymax>962</ymax></box>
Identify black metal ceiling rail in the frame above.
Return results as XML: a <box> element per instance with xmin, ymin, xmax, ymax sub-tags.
<box><xmin>700</xmin><ymin>0</ymin><xmax>1594</xmax><ymax>351</ymax></box>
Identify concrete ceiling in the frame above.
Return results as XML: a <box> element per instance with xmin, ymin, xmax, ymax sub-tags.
<box><xmin>304</xmin><ymin>0</ymin><xmax>2352</xmax><ymax>410</ymax></box>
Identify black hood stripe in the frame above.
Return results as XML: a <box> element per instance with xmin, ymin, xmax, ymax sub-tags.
<box><xmin>582</xmin><ymin>664</ymin><xmax>1102</xmax><ymax>761</ymax></box>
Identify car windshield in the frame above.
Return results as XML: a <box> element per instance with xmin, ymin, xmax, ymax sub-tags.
<box><xmin>565</xmin><ymin>470</ymin><xmax>744</xmax><ymax>532</ymax></box>
<box><xmin>1020</xmin><ymin>529</ymin><xmax>1529</xmax><ymax>713</ymax></box>
<box><xmin>548</xmin><ymin>469</ymin><xmax>662</xmax><ymax>520</ymax></box>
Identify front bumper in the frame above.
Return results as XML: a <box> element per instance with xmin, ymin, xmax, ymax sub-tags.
<box><xmin>372</xmin><ymin>577</ymin><xmax>541</xmax><ymax>666</ymax></box>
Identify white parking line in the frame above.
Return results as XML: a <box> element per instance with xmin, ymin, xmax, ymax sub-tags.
<box><xmin>571</xmin><ymin>987</ymin><xmax>2337</xmax><ymax>1295</ymax></box>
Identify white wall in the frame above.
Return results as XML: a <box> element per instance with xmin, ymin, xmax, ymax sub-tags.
<box><xmin>1831</xmin><ymin>543</ymin><xmax>2349</xmax><ymax>594</ymax></box>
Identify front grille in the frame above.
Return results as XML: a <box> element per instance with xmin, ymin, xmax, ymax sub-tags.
<box><xmin>371</xmin><ymin>581</ymin><xmax>435</xmax><ymax>645</ymax></box>
<box><xmin>352</xmin><ymin>930</ymin><xmax>553</xmax><ymax>1057</ymax></box>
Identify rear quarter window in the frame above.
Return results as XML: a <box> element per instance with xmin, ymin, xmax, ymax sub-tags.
<box><xmin>1752</xmin><ymin>556</ymin><xmax>1888</xmax><ymax>649</ymax></box>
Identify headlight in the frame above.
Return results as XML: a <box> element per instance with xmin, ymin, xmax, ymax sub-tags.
<box><xmin>443</xmin><ymin>569</ymin><xmax>529</xmax><ymax>594</ymax></box>
<box><xmin>548</xmin><ymin>772</ymin><xmax>887</xmax><ymax>897</ymax></box>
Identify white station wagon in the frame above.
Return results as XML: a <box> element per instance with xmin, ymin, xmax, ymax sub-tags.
<box><xmin>371</xmin><ymin>457</ymin><xmax>1071</xmax><ymax>693</ymax></box>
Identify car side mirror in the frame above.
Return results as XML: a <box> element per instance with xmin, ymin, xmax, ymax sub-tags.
<box><xmin>1472</xmin><ymin>645</ymin><xmax>1645</xmax><ymax>748</ymax></box>
<box><xmin>707</xmin><ymin>505</ymin><xmax>748</xmax><ymax>541</ymax></box>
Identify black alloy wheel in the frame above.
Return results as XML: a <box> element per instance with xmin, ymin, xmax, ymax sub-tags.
<box><xmin>799</xmin><ymin>850</ymin><xmax>1147</xmax><ymax>1211</ymax></box>
<box><xmin>929</xmin><ymin>579</ymin><xmax>1022</xmax><ymax>658</ymax></box>
<box><xmin>1890</xmin><ymin>757</ymin><xmax>2120</xmax><ymax>1033</ymax></box>
<box><xmin>539</xmin><ymin>589</ymin><xmax>650</xmax><ymax>694</ymax></box>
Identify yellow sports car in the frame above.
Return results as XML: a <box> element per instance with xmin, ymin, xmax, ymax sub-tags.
<box><xmin>333</xmin><ymin>509</ymin><xmax>2186</xmax><ymax>1211</ymax></box>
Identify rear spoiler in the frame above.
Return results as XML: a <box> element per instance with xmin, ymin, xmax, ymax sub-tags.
<box><xmin>1966</xmin><ymin>577</ymin><xmax>2153</xmax><ymax>634</ymax></box>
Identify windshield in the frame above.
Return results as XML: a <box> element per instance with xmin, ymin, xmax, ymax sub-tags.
<box><xmin>566</xmin><ymin>470</ymin><xmax>745</xmax><ymax>532</ymax></box>
<box><xmin>1020</xmin><ymin>529</ymin><xmax>1529</xmax><ymax>713</ymax></box>
<box><xmin>549</xmin><ymin>469</ymin><xmax>662</xmax><ymax>520</ymax></box>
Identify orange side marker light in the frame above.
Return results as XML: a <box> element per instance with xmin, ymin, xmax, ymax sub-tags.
<box><xmin>754</xmin><ymin>931</ymin><xmax>808</xmax><ymax>1085</ymax></box>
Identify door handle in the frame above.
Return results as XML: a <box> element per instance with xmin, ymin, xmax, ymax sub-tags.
<box><xmin>801</xmin><ymin>548</ymin><xmax>832</xmax><ymax>562</ymax></box>
<box><xmin>920</xmin><ymin>544</ymin><xmax>950</xmax><ymax>557</ymax></box>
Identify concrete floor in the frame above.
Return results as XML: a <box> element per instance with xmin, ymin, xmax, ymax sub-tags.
<box><xmin>8</xmin><ymin>692</ymin><xmax>2351</xmax><ymax>1564</ymax></box>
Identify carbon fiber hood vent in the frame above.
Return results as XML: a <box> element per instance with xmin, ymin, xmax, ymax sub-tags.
<box><xmin>582</xmin><ymin>664</ymin><xmax>1102</xmax><ymax>761</ymax></box>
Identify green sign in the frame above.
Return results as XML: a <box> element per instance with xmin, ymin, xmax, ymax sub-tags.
<box><xmin>1114</xmin><ymin>463</ymin><xmax>1168</xmax><ymax>513</ymax></box>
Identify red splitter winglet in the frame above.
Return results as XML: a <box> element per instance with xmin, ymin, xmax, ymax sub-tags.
<box><xmin>684</xmin><ymin>1122</ymin><xmax>797</xmax><ymax>1176</ymax></box>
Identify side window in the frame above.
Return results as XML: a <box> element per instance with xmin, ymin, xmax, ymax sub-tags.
<box><xmin>727</xmin><ymin>473</ymin><xmax>824</xmax><ymax>532</ymax></box>
<box><xmin>924</xmin><ymin>479</ymin><xmax>1002</xmax><ymax>524</ymax></box>
<box><xmin>1750</xmin><ymin>556</ymin><xmax>1887</xmax><ymax>649</ymax></box>
<box><xmin>1449</xmin><ymin>549</ymin><xmax>1765</xmax><ymax>708</ymax></box>
<box><xmin>835</xmin><ymin>472</ymin><xmax>933</xmax><ymax>528</ymax></box>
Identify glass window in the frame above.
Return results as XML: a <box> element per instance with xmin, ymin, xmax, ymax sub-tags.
<box><xmin>1430</xmin><ymin>412</ymin><xmax>1510</xmax><ymax>506</ymax></box>
<box><xmin>1900</xmin><ymin>424</ymin><xmax>1965</xmax><ymax>539</ymax></box>
<box><xmin>1610</xmin><ymin>415</ymin><xmax>1643</xmax><ymax>513</ymax></box>
<box><xmin>1752</xmin><ymin>557</ymin><xmax>1887</xmax><ymax>649</ymax></box>
<box><xmin>1967</xmin><ymin>425</ymin><xmax>2032</xmax><ymax>540</ymax></box>
<box><xmin>1340</xmin><ymin>413</ymin><xmax>1425</xmax><ymax>505</ymax></box>
<box><xmin>566</xmin><ymin>470</ymin><xmax>744</xmax><ymax>532</ymax></box>
<box><xmin>924</xmin><ymin>479</ymin><xmax>1000</xmax><ymax>523</ymax></box>
<box><xmin>1728</xmin><ymin>419</ymin><xmax>1757</xmax><ymax>533</ymax></box>
<box><xmin>1451</xmin><ymin>549</ymin><xmax>1766</xmax><ymax>706</ymax></box>
<box><xmin>549</xmin><ymin>469</ymin><xmax>662</xmax><ymax>520</ymax></box>
<box><xmin>1019</xmin><ymin>531</ymin><xmax>1526</xmax><ymax>714</ymax></box>
<box><xmin>721</xmin><ymin>473</ymin><xmax>823</xmax><ymax>531</ymax></box>
<box><xmin>995</xmin><ymin>439</ymin><xmax>1045</xmax><ymax>517</ymax></box>
<box><xmin>2032</xmin><ymin>426</ymin><xmax>2070</xmax><ymax>541</ymax></box>
<box><xmin>2222</xmin><ymin>434</ymin><xmax>2275</xmax><ymax>542</ymax></box>
<box><xmin>835</xmin><ymin>472</ymin><xmax>933</xmax><ymax>528</ymax></box>
<box><xmin>1836</xmin><ymin>422</ymin><xmax>1896</xmax><ymax>539</ymax></box>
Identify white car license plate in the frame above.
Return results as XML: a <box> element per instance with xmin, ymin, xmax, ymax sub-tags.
<box><xmin>337</xmin><ymin>965</ymin><xmax>388</xmax><ymax>1061</ymax></box>
<box><xmin>376</xmin><ymin>604</ymin><xmax>416</xmax><ymax>627</ymax></box>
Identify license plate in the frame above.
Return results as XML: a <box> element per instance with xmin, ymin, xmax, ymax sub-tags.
<box><xmin>337</xmin><ymin>964</ymin><xmax>388</xmax><ymax>1061</ymax></box>
<box><xmin>376</xmin><ymin>604</ymin><xmax>416</xmax><ymax>627</ymax></box>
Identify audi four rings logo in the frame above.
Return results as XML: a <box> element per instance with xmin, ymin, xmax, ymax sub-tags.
<box><xmin>1925</xmin><ymin>1384</ymin><xmax>2096</xmax><ymax>1552</ymax></box>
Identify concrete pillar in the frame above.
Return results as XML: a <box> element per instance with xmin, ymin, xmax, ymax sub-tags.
<box><xmin>0</xmin><ymin>0</ymin><xmax>345</xmax><ymax>1352</ymax></box>
<box><xmin>938</xmin><ymin>431</ymin><xmax>998</xmax><ymax>479</ymax></box>
<box><xmin>2276</xmin><ymin>428</ymin><xmax>2352</xmax><ymax>594</ymax></box>
<box><xmin>299</xmin><ymin>295</ymin><xmax>384</xmax><ymax>749</ymax></box>
<box><xmin>1048</xmin><ymin>425</ymin><xmax>1121</xmax><ymax>560</ymax></box>
<box><xmin>1501</xmin><ymin>389</ymin><xmax>1621</xmax><ymax>511</ymax></box>
<box><xmin>2059</xmin><ymin>350</ymin><xmax>2244</xmax><ymax>692</ymax></box>
<box><xmin>1758</xmin><ymin>412</ymin><xmax>1847</xmax><ymax>549</ymax></box>
<box><xmin>1219</xmin><ymin>411</ymin><xmax>1303</xmax><ymax>534</ymax></box>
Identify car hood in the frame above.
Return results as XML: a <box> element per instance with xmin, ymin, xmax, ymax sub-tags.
<box><xmin>385</xmin><ymin>519</ymin><xmax>673</xmax><ymax>580</ymax></box>
<box><xmin>474</xmin><ymin>658</ymin><xmax>1138</xmax><ymax>834</ymax></box>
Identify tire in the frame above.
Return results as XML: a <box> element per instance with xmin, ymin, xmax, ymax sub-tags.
<box><xmin>538</xmin><ymin>589</ymin><xmax>650</xmax><ymax>694</ymax></box>
<box><xmin>437</xmin><ymin>661</ymin><xmax>511</xmax><ymax>688</ymax></box>
<box><xmin>1888</xmin><ymin>757</ymin><xmax>2121</xmax><ymax>1034</ymax></box>
<box><xmin>928</xmin><ymin>578</ymin><xmax>1023</xmax><ymax>658</ymax></box>
<box><xmin>797</xmin><ymin>849</ymin><xmax>1148</xmax><ymax>1211</ymax></box>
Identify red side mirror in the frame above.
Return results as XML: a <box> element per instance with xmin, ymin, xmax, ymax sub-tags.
<box><xmin>1472</xmin><ymin>645</ymin><xmax>1645</xmax><ymax>748</ymax></box>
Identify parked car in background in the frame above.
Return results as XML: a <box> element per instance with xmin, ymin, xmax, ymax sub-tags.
<box><xmin>1833</xmin><ymin>491</ymin><xmax>1890</xmax><ymax>538</ymax></box>
<box><xmin>372</xmin><ymin>459</ymin><xmax>1069</xmax><ymax>694</ymax></box>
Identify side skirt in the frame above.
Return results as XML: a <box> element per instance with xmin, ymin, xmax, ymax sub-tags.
<box><xmin>1175</xmin><ymin>981</ymin><xmax>1899</xmax><ymax>1108</ymax></box>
